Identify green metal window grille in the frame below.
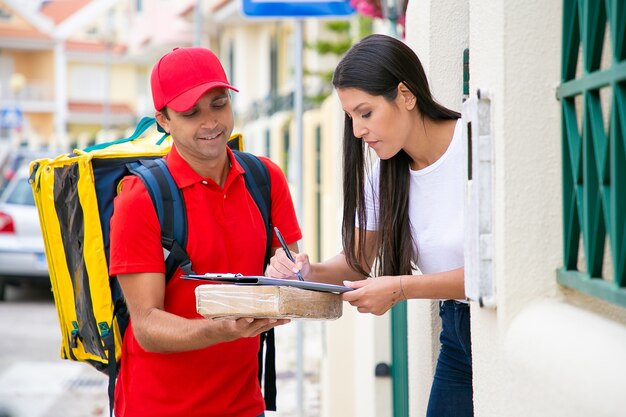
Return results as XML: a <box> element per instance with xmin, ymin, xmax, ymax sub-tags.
<box><xmin>557</xmin><ymin>0</ymin><xmax>626</xmax><ymax>307</ymax></box>
<box><xmin>463</xmin><ymin>48</ymin><xmax>470</xmax><ymax>98</ymax></box>
<box><xmin>282</xmin><ymin>128</ymin><xmax>290</xmax><ymax>180</ymax></box>
<box><xmin>390</xmin><ymin>302</ymin><xmax>409</xmax><ymax>417</ymax></box>
<box><xmin>315</xmin><ymin>125</ymin><xmax>322</xmax><ymax>262</ymax></box>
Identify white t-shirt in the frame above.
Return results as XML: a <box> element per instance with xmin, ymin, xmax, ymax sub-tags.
<box><xmin>362</xmin><ymin>119</ymin><xmax>465</xmax><ymax>275</ymax></box>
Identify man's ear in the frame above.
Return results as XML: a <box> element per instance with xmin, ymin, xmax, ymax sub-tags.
<box><xmin>398</xmin><ymin>82</ymin><xmax>417</xmax><ymax>110</ymax></box>
<box><xmin>155</xmin><ymin>110</ymin><xmax>170</xmax><ymax>134</ymax></box>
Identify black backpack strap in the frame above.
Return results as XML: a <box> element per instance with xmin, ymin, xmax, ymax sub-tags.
<box><xmin>233</xmin><ymin>151</ymin><xmax>277</xmax><ymax>411</ymax></box>
<box><xmin>127</xmin><ymin>159</ymin><xmax>194</xmax><ymax>279</ymax></box>
<box><xmin>257</xmin><ymin>326</ymin><xmax>277</xmax><ymax>410</ymax></box>
<box><xmin>126</xmin><ymin>154</ymin><xmax>277</xmax><ymax>410</ymax></box>
<box><xmin>101</xmin><ymin>158</ymin><xmax>191</xmax><ymax>417</ymax></box>
<box><xmin>233</xmin><ymin>151</ymin><xmax>272</xmax><ymax>265</ymax></box>
<box><xmin>104</xmin><ymin>297</ymin><xmax>127</xmax><ymax>417</ymax></box>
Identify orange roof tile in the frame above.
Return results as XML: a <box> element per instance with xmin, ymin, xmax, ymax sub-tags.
<box><xmin>40</xmin><ymin>0</ymin><xmax>91</xmax><ymax>25</ymax></box>
<box><xmin>68</xmin><ymin>101</ymin><xmax>134</xmax><ymax>115</ymax></box>
<box><xmin>0</xmin><ymin>27</ymin><xmax>126</xmax><ymax>54</ymax></box>
<box><xmin>212</xmin><ymin>0</ymin><xmax>232</xmax><ymax>12</ymax></box>
<box><xmin>66</xmin><ymin>39</ymin><xmax>127</xmax><ymax>54</ymax></box>
<box><xmin>178</xmin><ymin>4</ymin><xmax>194</xmax><ymax>16</ymax></box>
<box><xmin>0</xmin><ymin>26</ymin><xmax>50</xmax><ymax>40</ymax></box>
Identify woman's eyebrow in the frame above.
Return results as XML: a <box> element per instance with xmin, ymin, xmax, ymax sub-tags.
<box><xmin>351</xmin><ymin>103</ymin><xmax>367</xmax><ymax>112</ymax></box>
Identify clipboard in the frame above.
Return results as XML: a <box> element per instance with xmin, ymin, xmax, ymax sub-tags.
<box><xmin>182</xmin><ymin>274</ymin><xmax>353</xmax><ymax>294</ymax></box>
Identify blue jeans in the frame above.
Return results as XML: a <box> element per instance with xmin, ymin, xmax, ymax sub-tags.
<box><xmin>426</xmin><ymin>300</ymin><xmax>474</xmax><ymax>417</ymax></box>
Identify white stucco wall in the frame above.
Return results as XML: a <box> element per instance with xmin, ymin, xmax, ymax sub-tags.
<box><xmin>221</xmin><ymin>25</ymin><xmax>273</xmax><ymax>116</ymax></box>
<box><xmin>467</xmin><ymin>1</ymin><xmax>626</xmax><ymax>416</ymax></box>
<box><xmin>404</xmin><ymin>1</ymin><xmax>468</xmax><ymax>416</ymax></box>
<box><xmin>405</xmin><ymin>0</ymin><xmax>467</xmax><ymax>112</ymax></box>
<box><xmin>405</xmin><ymin>0</ymin><xmax>626</xmax><ymax>416</ymax></box>
<box><xmin>317</xmin><ymin>93</ymin><xmax>392</xmax><ymax>417</ymax></box>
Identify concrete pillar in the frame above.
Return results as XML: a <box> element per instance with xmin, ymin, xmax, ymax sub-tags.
<box><xmin>53</xmin><ymin>40</ymin><xmax>68</xmax><ymax>150</ymax></box>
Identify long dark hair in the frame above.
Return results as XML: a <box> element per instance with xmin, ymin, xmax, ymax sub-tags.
<box><xmin>332</xmin><ymin>34</ymin><xmax>460</xmax><ymax>277</ymax></box>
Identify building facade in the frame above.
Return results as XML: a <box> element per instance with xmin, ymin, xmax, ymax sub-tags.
<box><xmin>5</xmin><ymin>1</ymin><xmax>622</xmax><ymax>416</ymax></box>
<box><xmin>298</xmin><ymin>1</ymin><xmax>626</xmax><ymax>416</ymax></box>
<box><xmin>401</xmin><ymin>1</ymin><xmax>626</xmax><ymax>416</ymax></box>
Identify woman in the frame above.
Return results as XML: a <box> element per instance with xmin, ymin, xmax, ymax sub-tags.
<box><xmin>267</xmin><ymin>34</ymin><xmax>472</xmax><ymax>417</ymax></box>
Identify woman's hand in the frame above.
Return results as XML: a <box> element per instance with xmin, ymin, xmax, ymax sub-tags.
<box><xmin>266</xmin><ymin>248</ymin><xmax>312</xmax><ymax>280</ymax></box>
<box><xmin>341</xmin><ymin>276</ymin><xmax>406</xmax><ymax>316</ymax></box>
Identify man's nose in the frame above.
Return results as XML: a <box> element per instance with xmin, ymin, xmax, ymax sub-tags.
<box><xmin>200</xmin><ymin>113</ymin><xmax>218</xmax><ymax>129</ymax></box>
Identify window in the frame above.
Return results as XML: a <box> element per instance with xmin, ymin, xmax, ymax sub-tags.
<box><xmin>270</xmin><ymin>33</ymin><xmax>278</xmax><ymax>97</ymax></box>
<box><xmin>557</xmin><ymin>0</ymin><xmax>626</xmax><ymax>306</ymax></box>
<box><xmin>315</xmin><ymin>125</ymin><xmax>321</xmax><ymax>261</ymax></box>
<box><xmin>0</xmin><ymin>6</ymin><xmax>12</xmax><ymax>21</ymax></box>
<box><xmin>282</xmin><ymin>128</ymin><xmax>290</xmax><ymax>181</ymax></box>
<box><xmin>228</xmin><ymin>40</ymin><xmax>235</xmax><ymax>89</ymax></box>
<box><xmin>0</xmin><ymin>56</ymin><xmax>14</xmax><ymax>101</ymax></box>
<box><xmin>6</xmin><ymin>179</ymin><xmax>35</xmax><ymax>206</ymax></box>
<box><xmin>69</xmin><ymin>65</ymin><xmax>106</xmax><ymax>102</ymax></box>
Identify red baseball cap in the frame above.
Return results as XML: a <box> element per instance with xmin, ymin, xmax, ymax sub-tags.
<box><xmin>151</xmin><ymin>47</ymin><xmax>238</xmax><ymax>112</ymax></box>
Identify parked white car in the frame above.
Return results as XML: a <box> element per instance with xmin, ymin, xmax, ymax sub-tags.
<box><xmin>0</xmin><ymin>165</ymin><xmax>49</xmax><ymax>300</ymax></box>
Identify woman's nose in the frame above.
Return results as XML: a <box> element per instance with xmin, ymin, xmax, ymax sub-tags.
<box><xmin>352</xmin><ymin>120</ymin><xmax>367</xmax><ymax>138</ymax></box>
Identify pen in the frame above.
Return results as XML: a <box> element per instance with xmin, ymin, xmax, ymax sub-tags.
<box><xmin>273</xmin><ymin>226</ymin><xmax>304</xmax><ymax>281</ymax></box>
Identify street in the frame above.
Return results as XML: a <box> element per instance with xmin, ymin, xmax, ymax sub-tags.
<box><xmin>0</xmin><ymin>284</ymin><xmax>322</xmax><ymax>417</ymax></box>
<box><xmin>0</xmin><ymin>285</ymin><xmax>108</xmax><ymax>417</ymax></box>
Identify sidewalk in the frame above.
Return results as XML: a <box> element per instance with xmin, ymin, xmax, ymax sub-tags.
<box><xmin>0</xmin><ymin>286</ymin><xmax>325</xmax><ymax>417</ymax></box>
<box><xmin>271</xmin><ymin>320</ymin><xmax>324</xmax><ymax>417</ymax></box>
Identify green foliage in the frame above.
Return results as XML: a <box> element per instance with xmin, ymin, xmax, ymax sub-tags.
<box><xmin>304</xmin><ymin>69</ymin><xmax>334</xmax><ymax>83</ymax></box>
<box><xmin>307</xmin><ymin>93</ymin><xmax>331</xmax><ymax>106</ymax></box>
<box><xmin>356</xmin><ymin>15</ymin><xmax>374</xmax><ymax>39</ymax></box>
<box><xmin>325</xmin><ymin>21</ymin><xmax>351</xmax><ymax>32</ymax></box>
<box><xmin>305</xmin><ymin>18</ymin><xmax>372</xmax><ymax>106</ymax></box>
<box><xmin>306</xmin><ymin>39</ymin><xmax>353</xmax><ymax>55</ymax></box>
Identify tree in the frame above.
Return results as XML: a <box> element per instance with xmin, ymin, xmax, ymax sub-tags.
<box><xmin>305</xmin><ymin>16</ymin><xmax>373</xmax><ymax>106</ymax></box>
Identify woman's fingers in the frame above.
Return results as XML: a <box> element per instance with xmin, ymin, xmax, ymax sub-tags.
<box><xmin>341</xmin><ymin>278</ymin><xmax>397</xmax><ymax>316</ymax></box>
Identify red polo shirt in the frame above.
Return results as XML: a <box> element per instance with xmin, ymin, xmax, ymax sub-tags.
<box><xmin>109</xmin><ymin>145</ymin><xmax>301</xmax><ymax>417</ymax></box>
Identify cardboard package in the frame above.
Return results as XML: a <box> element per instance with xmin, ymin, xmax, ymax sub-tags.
<box><xmin>195</xmin><ymin>284</ymin><xmax>343</xmax><ymax>320</ymax></box>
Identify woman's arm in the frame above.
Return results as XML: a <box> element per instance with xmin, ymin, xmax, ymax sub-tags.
<box><xmin>307</xmin><ymin>252</ymin><xmax>366</xmax><ymax>285</ymax></box>
<box><xmin>399</xmin><ymin>267</ymin><xmax>465</xmax><ymax>300</ymax></box>
<box><xmin>342</xmin><ymin>267</ymin><xmax>465</xmax><ymax>315</ymax></box>
<box><xmin>266</xmin><ymin>229</ymin><xmax>378</xmax><ymax>286</ymax></box>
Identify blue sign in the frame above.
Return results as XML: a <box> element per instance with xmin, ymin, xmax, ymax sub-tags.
<box><xmin>0</xmin><ymin>105</ymin><xmax>23</xmax><ymax>129</ymax></box>
<box><xmin>242</xmin><ymin>0</ymin><xmax>354</xmax><ymax>17</ymax></box>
